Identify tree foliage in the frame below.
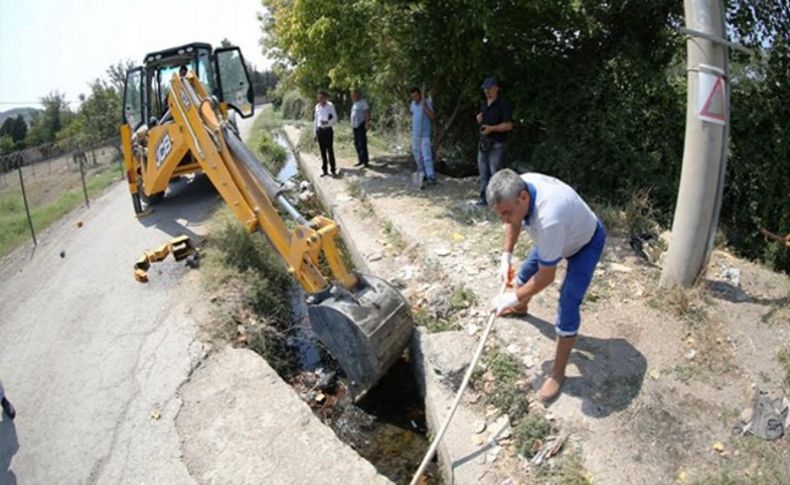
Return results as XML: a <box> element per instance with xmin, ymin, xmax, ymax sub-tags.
<box><xmin>25</xmin><ymin>91</ymin><xmax>72</xmax><ymax>146</ymax></box>
<box><xmin>0</xmin><ymin>115</ymin><xmax>28</xmax><ymax>150</ymax></box>
<box><xmin>261</xmin><ymin>0</ymin><xmax>789</xmax><ymax>272</ymax></box>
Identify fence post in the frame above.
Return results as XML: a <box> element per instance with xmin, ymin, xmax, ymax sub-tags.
<box><xmin>78</xmin><ymin>151</ymin><xmax>90</xmax><ymax>208</ymax></box>
<box><xmin>18</xmin><ymin>166</ymin><xmax>37</xmax><ymax>246</ymax></box>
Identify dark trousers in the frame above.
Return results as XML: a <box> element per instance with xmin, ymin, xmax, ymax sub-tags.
<box><xmin>317</xmin><ymin>128</ymin><xmax>336</xmax><ymax>174</ymax></box>
<box><xmin>353</xmin><ymin>125</ymin><xmax>369</xmax><ymax>165</ymax></box>
<box><xmin>477</xmin><ymin>142</ymin><xmax>507</xmax><ymax>202</ymax></box>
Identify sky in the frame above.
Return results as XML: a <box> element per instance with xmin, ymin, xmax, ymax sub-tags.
<box><xmin>0</xmin><ymin>0</ymin><xmax>272</xmax><ymax>111</ymax></box>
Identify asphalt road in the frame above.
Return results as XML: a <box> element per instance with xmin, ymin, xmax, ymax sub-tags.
<box><xmin>0</xmin><ymin>114</ymin><xmax>258</xmax><ymax>484</ymax></box>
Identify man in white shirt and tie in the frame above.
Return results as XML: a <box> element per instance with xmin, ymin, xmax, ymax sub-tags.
<box><xmin>314</xmin><ymin>90</ymin><xmax>338</xmax><ymax>177</ymax></box>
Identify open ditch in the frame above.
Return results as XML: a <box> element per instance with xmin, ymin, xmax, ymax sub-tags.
<box><xmin>267</xmin><ymin>133</ymin><xmax>437</xmax><ymax>484</ymax></box>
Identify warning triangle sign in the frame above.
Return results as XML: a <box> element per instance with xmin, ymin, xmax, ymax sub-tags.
<box><xmin>698</xmin><ymin>73</ymin><xmax>726</xmax><ymax>125</ymax></box>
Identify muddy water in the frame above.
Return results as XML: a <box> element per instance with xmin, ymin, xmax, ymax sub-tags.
<box><xmin>275</xmin><ymin>134</ymin><xmax>436</xmax><ymax>484</ymax></box>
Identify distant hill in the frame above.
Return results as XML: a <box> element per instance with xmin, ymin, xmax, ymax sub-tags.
<box><xmin>0</xmin><ymin>107</ymin><xmax>40</xmax><ymax>126</ymax></box>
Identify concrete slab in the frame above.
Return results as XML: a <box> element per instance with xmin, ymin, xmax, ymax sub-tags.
<box><xmin>176</xmin><ymin>347</ymin><xmax>392</xmax><ymax>485</ymax></box>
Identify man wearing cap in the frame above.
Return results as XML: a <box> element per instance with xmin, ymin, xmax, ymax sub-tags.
<box><xmin>487</xmin><ymin>169</ymin><xmax>606</xmax><ymax>401</ymax></box>
<box><xmin>475</xmin><ymin>77</ymin><xmax>513</xmax><ymax>206</ymax></box>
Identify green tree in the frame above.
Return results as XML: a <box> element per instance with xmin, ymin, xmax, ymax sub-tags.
<box><xmin>106</xmin><ymin>59</ymin><xmax>137</xmax><ymax>95</ymax></box>
<box><xmin>0</xmin><ymin>135</ymin><xmax>14</xmax><ymax>155</ymax></box>
<box><xmin>26</xmin><ymin>91</ymin><xmax>72</xmax><ymax>146</ymax></box>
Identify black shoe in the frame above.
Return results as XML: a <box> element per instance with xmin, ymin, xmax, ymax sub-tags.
<box><xmin>331</xmin><ymin>171</ymin><xmax>338</xmax><ymax>177</ymax></box>
<box><xmin>474</xmin><ymin>198</ymin><xmax>487</xmax><ymax>207</ymax></box>
<box><xmin>353</xmin><ymin>161</ymin><xmax>364</xmax><ymax>167</ymax></box>
<box><xmin>1</xmin><ymin>397</ymin><xmax>15</xmax><ymax>420</ymax></box>
<box><xmin>426</xmin><ymin>178</ymin><xmax>437</xmax><ymax>186</ymax></box>
<box><xmin>320</xmin><ymin>172</ymin><xmax>329</xmax><ymax>177</ymax></box>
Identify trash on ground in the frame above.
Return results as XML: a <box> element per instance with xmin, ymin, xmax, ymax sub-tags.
<box><xmin>530</xmin><ymin>434</ymin><xmax>567</xmax><ymax>465</ymax></box>
<box><xmin>732</xmin><ymin>392</ymin><xmax>788</xmax><ymax>441</ymax></box>
<box><xmin>133</xmin><ymin>235</ymin><xmax>197</xmax><ymax>283</ymax></box>
<box><xmin>629</xmin><ymin>233</ymin><xmax>663</xmax><ymax>265</ymax></box>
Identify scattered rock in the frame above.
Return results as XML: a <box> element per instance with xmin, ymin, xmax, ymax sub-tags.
<box><xmin>76</xmin><ymin>221</ymin><xmax>83</xmax><ymax>228</ymax></box>
<box><xmin>467</xmin><ymin>323</ymin><xmax>480</xmax><ymax>336</ymax></box>
<box><xmin>368</xmin><ymin>252</ymin><xmax>384</xmax><ymax>262</ymax></box>
<box><xmin>299</xmin><ymin>180</ymin><xmax>311</xmax><ymax>191</ymax></box>
<box><xmin>713</xmin><ymin>442</ymin><xmax>725</xmax><ymax>454</ymax></box>
<box><xmin>649</xmin><ymin>369</ymin><xmax>661</xmax><ymax>380</ymax></box>
<box><xmin>424</xmin><ymin>331</ymin><xmax>477</xmax><ymax>391</ymax></box>
<box><xmin>685</xmin><ymin>349</ymin><xmax>697</xmax><ymax>360</ymax></box>
<box><xmin>473</xmin><ymin>420</ymin><xmax>487</xmax><ymax>434</ymax></box>
<box><xmin>150</xmin><ymin>409</ymin><xmax>161</xmax><ymax>420</ymax></box>
<box><xmin>486</xmin><ymin>445</ymin><xmax>502</xmax><ymax>463</ymax></box>
<box><xmin>434</xmin><ymin>246</ymin><xmax>451</xmax><ymax>257</ymax></box>
<box><xmin>506</xmin><ymin>344</ymin><xmax>521</xmax><ymax>355</ymax></box>
<box><xmin>60</xmin><ymin>250</ymin><xmax>66</xmax><ymax>258</ymax></box>
<box><xmin>609</xmin><ymin>262</ymin><xmax>632</xmax><ymax>273</ymax></box>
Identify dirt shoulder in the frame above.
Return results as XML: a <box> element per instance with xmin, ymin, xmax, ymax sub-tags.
<box><xmin>283</xmin><ymin>124</ymin><xmax>790</xmax><ymax>484</ymax></box>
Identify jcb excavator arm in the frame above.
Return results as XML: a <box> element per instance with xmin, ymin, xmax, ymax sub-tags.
<box><xmin>160</xmin><ymin>73</ymin><xmax>412</xmax><ymax>399</ymax></box>
<box><xmin>169</xmin><ymin>72</ymin><xmax>356</xmax><ymax>293</ymax></box>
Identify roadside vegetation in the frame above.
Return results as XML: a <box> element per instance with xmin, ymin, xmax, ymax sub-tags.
<box><xmin>261</xmin><ymin>1</ymin><xmax>790</xmax><ymax>275</ymax></box>
<box><xmin>201</xmin><ymin>208</ymin><xmax>297</xmax><ymax>377</ymax></box>
<box><xmin>0</xmin><ymin>160</ymin><xmax>119</xmax><ymax>257</ymax></box>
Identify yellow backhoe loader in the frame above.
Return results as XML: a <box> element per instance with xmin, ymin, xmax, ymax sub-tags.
<box><xmin>119</xmin><ymin>43</ymin><xmax>412</xmax><ymax>399</ymax></box>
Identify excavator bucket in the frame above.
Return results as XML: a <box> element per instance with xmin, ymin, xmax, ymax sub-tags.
<box><xmin>308</xmin><ymin>274</ymin><xmax>414</xmax><ymax>400</ymax></box>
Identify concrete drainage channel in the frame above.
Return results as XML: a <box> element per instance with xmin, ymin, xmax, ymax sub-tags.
<box><xmin>270</xmin><ymin>134</ymin><xmax>439</xmax><ymax>484</ymax></box>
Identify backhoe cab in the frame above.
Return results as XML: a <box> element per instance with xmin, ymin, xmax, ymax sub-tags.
<box><xmin>119</xmin><ymin>43</ymin><xmax>413</xmax><ymax>399</ymax></box>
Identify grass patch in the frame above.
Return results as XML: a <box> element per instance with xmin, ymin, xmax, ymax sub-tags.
<box><xmin>693</xmin><ymin>435</ymin><xmax>789</xmax><ymax>485</ymax></box>
<box><xmin>382</xmin><ymin>220</ymin><xmax>406</xmax><ymax>251</ymax></box>
<box><xmin>413</xmin><ymin>307</ymin><xmax>455</xmax><ymax>333</ymax></box>
<box><xmin>482</xmin><ymin>349</ymin><xmax>530</xmax><ymax>420</ymax></box>
<box><xmin>0</xmin><ymin>164</ymin><xmax>119</xmax><ymax>257</ymax></box>
<box><xmin>648</xmin><ymin>286</ymin><xmax>709</xmax><ymax>323</ymax></box>
<box><xmin>535</xmin><ymin>450</ymin><xmax>591</xmax><ymax>485</ymax></box>
<box><xmin>449</xmin><ymin>285</ymin><xmax>477</xmax><ymax>311</ymax></box>
<box><xmin>513</xmin><ymin>414</ymin><xmax>553</xmax><ymax>458</ymax></box>
<box><xmin>202</xmin><ymin>209</ymin><xmax>297</xmax><ymax>377</ymax></box>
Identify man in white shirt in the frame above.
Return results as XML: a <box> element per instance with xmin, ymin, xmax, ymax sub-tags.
<box><xmin>313</xmin><ymin>90</ymin><xmax>338</xmax><ymax>176</ymax></box>
<box><xmin>350</xmin><ymin>89</ymin><xmax>370</xmax><ymax>168</ymax></box>
<box><xmin>487</xmin><ymin>169</ymin><xmax>606</xmax><ymax>401</ymax></box>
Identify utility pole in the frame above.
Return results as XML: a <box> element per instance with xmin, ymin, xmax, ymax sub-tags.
<box><xmin>660</xmin><ymin>0</ymin><xmax>729</xmax><ymax>288</ymax></box>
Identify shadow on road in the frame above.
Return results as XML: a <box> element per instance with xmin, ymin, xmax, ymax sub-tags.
<box><xmin>525</xmin><ymin>314</ymin><xmax>647</xmax><ymax>418</ymax></box>
<box><xmin>0</xmin><ymin>416</ymin><xmax>18</xmax><ymax>485</ymax></box>
<box><xmin>136</xmin><ymin>174</ymin><xmax>220</xmax><ymax>241</ymax></box>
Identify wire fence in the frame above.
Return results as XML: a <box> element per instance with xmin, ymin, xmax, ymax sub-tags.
<box><xmin>0</xmin><ymin>138</ymin><xmax>125</xmax><ymax>257</ymax></box>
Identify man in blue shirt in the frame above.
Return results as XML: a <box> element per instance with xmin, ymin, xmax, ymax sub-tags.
<box><xmin>410</xmin><ymin>87</ymin><xmax>436</xmax><ymax>186</ymax></box>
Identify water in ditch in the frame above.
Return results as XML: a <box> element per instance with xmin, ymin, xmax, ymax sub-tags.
<box><xmin>274</xmin><ymin>133</ymin><xmax>438</xmax><ymax>484</ymax></box>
